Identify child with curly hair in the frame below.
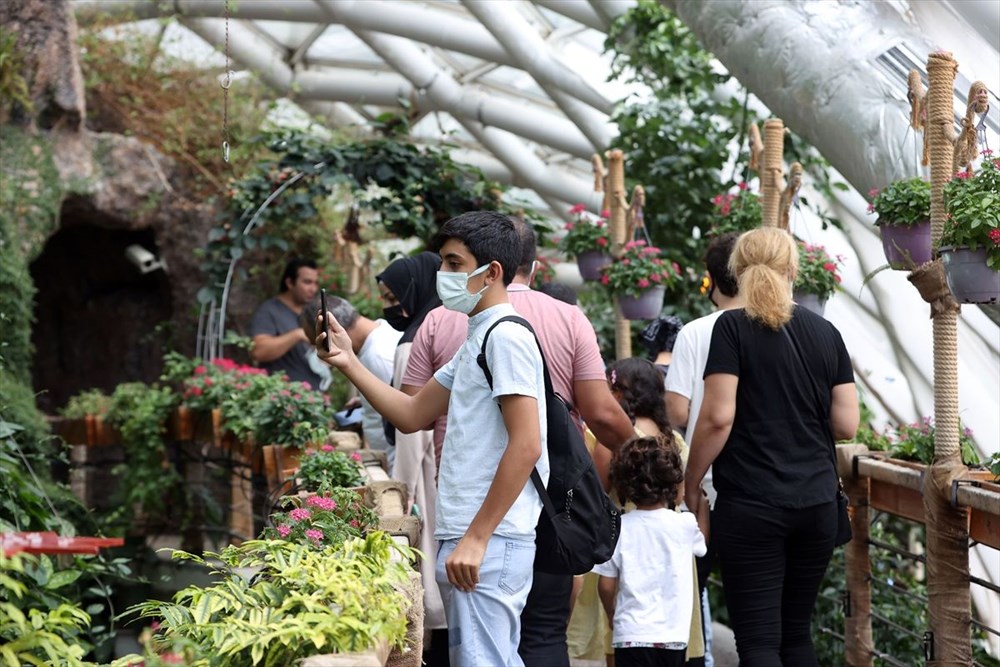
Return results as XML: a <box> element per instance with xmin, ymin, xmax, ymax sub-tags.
<box><xmin>594</xmin><ymin>435</ymin><xmax>708</xmax><ymax>667</ymax></box>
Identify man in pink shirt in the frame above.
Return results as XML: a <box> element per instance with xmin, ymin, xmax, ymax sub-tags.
<box><xmin>402</xmin><ymin>219</ymin><xmax>634</xmax><ymax>667</ymax></box>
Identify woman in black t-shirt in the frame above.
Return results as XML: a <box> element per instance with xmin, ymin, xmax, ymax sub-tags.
<box><xmin>683</xmin><ymin>227</ymin><xmax>859</xmax><ymax>667</ymax></box>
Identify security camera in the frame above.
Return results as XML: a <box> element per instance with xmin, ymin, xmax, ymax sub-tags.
<box><xmin>125</xmin><ymin>244</ymin><xmax>167</xmax><ymax>274</ymax></box>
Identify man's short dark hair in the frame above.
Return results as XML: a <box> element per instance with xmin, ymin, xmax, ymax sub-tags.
<box><xmin>436</xmin><ymin>211</ymin><xmax>520</xmax><ymax>286</ymax></box>
<box><xmin>279</xmin><ymin>258</ymin><xmax>317</xmax><ymax>293</ymax></box>
<box><xmin>704</xmin><ymin>233</ymin><xmax>739</xmax><ymax>297</ymax></box>
<box><xmin>514</xmin><ymin>218</ymin><xmax>537</xmax><ymax>276</ymax></box>
<box><xmin>538</xmin><ymin>282</ymin><xmax>578</xmax><ymax>306</ymax></box>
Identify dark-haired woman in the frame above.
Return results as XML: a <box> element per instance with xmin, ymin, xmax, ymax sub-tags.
<box><xmin>375</xmin><ymin>251</ymin><xmax>448</xmax><ymax>641</ymax></box>
<box><xmin>685</xmin><ymin>227</ymin><xmax>859</xmax><ymax>667</ymax></box>
<box><xmin>594</xmin><ymin>435</ymin><xmax>708</xmax><ymax>667</ymax></box>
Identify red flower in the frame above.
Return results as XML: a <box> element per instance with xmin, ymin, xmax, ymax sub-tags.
<box><xmin>650</xmin><ymin>273</ymin><xmax>661</xmax><ymax>282</ymax></box>
<box><xmin>637</xmin><ymin>278</ymin><xmax>650</xmax><ymax>289</ymax></box>
<box><xmin>596</xmin><ymin>237</ymin><xmax>608</xmax><ymax>247</ymax></box>
<box><xmin>600</xmin><ymin>274</ymin><xmax>610</xmax><ymax>286</ymax></box>
<box><xmin>194</xmin><ymin>365</ymin><xmax>207</xmax><ymax>375</ymax></box>
<box><xmin>738</xmin><ymin>182</ymin><xmax>749</xmax><ymax>191</ymax></box>
<box><xmin>568</xmin><ymin>203</ymin><xmax>586</xmax><ymax>214</ymax></box>
<box><xmin>990</xmin><ymin>229</ymin><xmax>1000</xmax><ymax>245</ymax></box>
<box><xmin>564</xmin><ymin>222</ymin><xmax>575</xmax><ymax>231</ymax></box>
<box><xmin>823</xmin><ymin>262</ymin><xmax>837</xmax><ymax>272</ymax></box>
<box><xmin>600</xmin><ymin>209</ymin><xmax>610</xmax><ymax>218</ymax></box>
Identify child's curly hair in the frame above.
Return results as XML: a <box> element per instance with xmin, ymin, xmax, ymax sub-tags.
<box><xmin>607</xmin><ymin>358</ymin><xmax>672</xmax><ymax>435</ymax></box>
<box><xmin>610</xmin><ymin>435</ymin><xmax>684</xmax><ymax>508</ymax></box>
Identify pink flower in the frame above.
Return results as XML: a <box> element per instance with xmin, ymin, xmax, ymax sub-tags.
<box><xmin>277</xmin><ymin>524</ymin><xmax>291</xmax><ymax>537</ymax></box>
<box><xmin>307</xmin><ymin>495</ymin><xmax>336</xmax><ymax>510</ymax></box>
<box><xmin>600</xmin><ymin>274</ymin><xmax>610</xmax><ymax>286</ymax></box>
<box><xmin>321</xmin><ymin>444</ymin><xmax>334</xmax><ymax>452</ymax></box>
<box><xmin>190</xmin><ymin>387</ymin><xmax>203</xmax><ymax>396</ymax></box>
<box><xmin>739</xmin><ymin>182</ymin><xmax>749</xmax><ymax>191</ymax></box>
<box><xmin>650</xmin><ymin>273</ymin><xmax>661</xmax><ymax>282</ymax></box>
<box><xmin>954</xmin><ymin>170</ymin><xmax>972</xmax><ymax>180</ymax></box>
<box><xmin>279</xmin><ymin>389</ymin><xmax>291</xmax><ymax>397</ymax></box>
<box><xmin>302</xmin><ymin>382</ymin><xmax>311</xmax><ymax>389</ymax></box>
<box><xmin>305</xmin><ymin>529</ymin><xmax>323</xmax><ymax>543</ymax></box>
<box><xmin>600</xmin><ymin>209</ymin><xmax>610</xmax><ymax>218</ymax></box>
<box><xmin>351</xmin><ymin>452</ymin><xmax>362</xmax><ymax>462</ymax></box>
<box><xmin>868</xmin><ymin>188</ymin><xmax>880</xmax><ymax>198</ymax></box>
<box><xmin>289</xmin><ymin>508</ymin><xmax>311</xmax><ymax>522</ymax></box>
<box><xmin>990</xmin><ymin>229</ymin><xmax>1000</xmax><ymax>246</ymax></box>
<box><xmin>823</xmin><ymin>262</ymin><xmax>837</xmax><ymax>272</ymax></box>
<box><xmin>350</xmin><ymin>519</ymin><xmax>360</xmax><ymax>528</ymax></box>
<box><xmin>194</xmin><ymin>365</ymin><xmax>207</xmax><ymax>375</ymax></box>
<box><xmin>203</xmin><ymin>378</ymin><xmax>213</xmax><ymax>387</ymax></box>
<box><xmin>564</xmin><ymin>222</ymin><xmax>575</xmax><ymax>231</ymax></box>
<box><xmin>622</xmin><ymin>259</ymin><xmax>630</xmax><ymax>266</ymax></box>
<box><xmin>982</xmin><ymin>149</ymin><xmax>994</xmax><ymax>157</ymax></box>
<box><xmin>568</xmin><ymin>203</ymin><xmax>586</xmax><ymax>215</ymax></box>
<box><xmin>637</xmin><ymin>278</ymin><xmax>650</xmax><ymax>289</ymax></box>
<box><xmin>671</xmin><ymin>262</ymin><xmax>681</xmax><ymax>275</ymax></box>
<box><xmin>596</xmin><ymin>237</ymin><xmax>608</xmax><ymax>247</ymax></box>
<box><xmin>642</xmin><ymin>246</ymin><xmax>659</xmax><ymax>255</ymax></box>
<box><xmin>866</xmin><ymin>203</ymin><xmax>876</xmax><ymax>214</ymax></box>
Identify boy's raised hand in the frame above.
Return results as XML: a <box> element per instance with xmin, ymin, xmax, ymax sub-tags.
<box><xmin>315</xmin><ymin>311</ymin><xmax>355</xmax><ymax>370</ymax></box>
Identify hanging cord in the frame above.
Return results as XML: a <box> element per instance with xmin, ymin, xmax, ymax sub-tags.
<box><xmin>953</xmin><ymin>81</ymin><xmax>990</xmax><ymax>173</ymax></box>
<box><xmin>220</xmin><ymin>0</ymin><xmax>232</xmax><ymax>163</ymax></box>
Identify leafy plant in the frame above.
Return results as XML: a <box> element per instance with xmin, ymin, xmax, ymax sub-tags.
<box><xmin>559</xmin><ymin>205</ymin><xmax>611</xmax><ymax>257</ymax></box>
<box><xmin>162</xmin><ymin>354</ymin><xmax>269</xmax><ymax>412</ymax></box>
<box><xmin>295</xmin><ymin>446</ymin><xmax>365</xmax><ymax>494</ymax></box>
<box><xmin>104</xmin><ymin>382</ymin><xmax>181</xmax><ymax>531</ymax></box>
<box><xmin>0</xmin><ymin>31</ymin><xmax>32</xmax><ymax>123</ymax></box>
<box><xmin>0</xmin><ymin>552</ymin><xmax>92</xmax><ymax>666</ymax></box>
<box><xmin>60</xmin><ymin>388</ymin><xmax>112</xmax><ymax>419</ymax></box>
<box><xmin>942</xmin><ymin>152</ymin><xmax>1000</xmax><ymax>269</ymax></box>
<box><xmin>987</xmin><ymin>452</ymin><xmax>1000</xmax><ymax>480</ymax></box>
<box><xmin>795</xmin><ymin>241</ymin><xmax>842</xmax><ymax>299</ymax></box>
<box><xmin>600</xmin><ymin>240</ymin><xmax>681</xmax><ymax>297</ymax></box>
<box><xmin>706</xmin><ymin>183</ymin><xmax>761</xmax><ymax>236</ymax></box>
<box><xmin>869</xmin><ymin>178</ymin><xmax>931</xmax><ymax>227</ymax></box>
<box><xmin>117</xmin><ymin>535</ymin><xmax>414</xmax><ymax>665</ymax></box>
<box><xmin>252</xmin><ymin>380</ymin><xmax>333</xmax><ymax>448</ymax></box>
<box><xmin>882</xmin><ymin>417</ymin><xmax>981</xmax><ymax>466</ymax></box>
<box><xmin>263</xmin><ymin>488</ymin><xmax>378</xmax><ymax>549</ymax></box>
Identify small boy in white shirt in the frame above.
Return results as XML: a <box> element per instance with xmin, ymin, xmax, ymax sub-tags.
<box><xmin>594</xmin><ymin>435</ymin><xmax>708</xmax><ymax>667</ymax></box>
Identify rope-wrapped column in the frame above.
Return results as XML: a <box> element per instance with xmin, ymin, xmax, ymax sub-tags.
<box><xmin>838</xmin><ymin>444</ymin><xmax>874</xmax><ymax>667</ymax></box>
<box><xmin>607</xmin><ymin>150</ymin><xmax>631</xmax><ymax>360</ymax></box>
<box><xmin>919</xmin><ymin>50</ymin><xmax>971</xmax><ymax>666</ymax></box>
<box><xmin>761</xmin><ymin>118</ymin><xmax>785</xmax><ymax>227</ymax></box>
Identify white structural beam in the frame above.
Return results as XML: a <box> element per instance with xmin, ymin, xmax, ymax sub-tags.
<box><xmin>533</xmin><ymin>0</ymin><xmax>607</xmax><ymax>32</ymax></box>
<box><xmin>74</xmin><ymin>0</ymin><xmax>612</xmax><ymax>115</ymax></box>
<box><xmin>179</xmin><ymin>16</ymin><xmax>596</xmax><ymax>158</ymax></box>
<box><xmin>312</xmin><ymin>0</ymin><xmax>596</xmax><ymax>207</ymax></box>
<box><xmin>463</xmin><ymin>0</ymin><xmax>612</xmax><ymax>152</ymax></box>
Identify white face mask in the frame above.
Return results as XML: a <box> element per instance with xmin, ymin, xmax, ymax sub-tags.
<box><xmin>436</xmin><ymin>264</ymin><xmax>491</xmax><ymax>314</ymax></box>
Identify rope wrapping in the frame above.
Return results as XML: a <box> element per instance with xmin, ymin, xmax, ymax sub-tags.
<box><xmin>761</xmin><ymin>119</ymin><xmax>785</xmax><ymax>227</ymax></box>
<box><xmin>953</xmin><ymin>81</ymin><xmax>990</xmax><ymax>174</ymax></box>
<box><xmin>923</xmin><ymin>50</ymin><xmax>971</xmax><ymax>666</ymax></box>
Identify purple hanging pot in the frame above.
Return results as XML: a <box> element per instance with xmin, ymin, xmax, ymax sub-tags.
<box><xmin>793</xmin><ymin>290</ymin><xmax>827</xmax><ymax>317</ymax></box>
<box><xmin>940</xmin><ymin>246</ymin><xmax>1000</xmax><ymax>304</ymax></box>
<box><xmin>576</xmin><ymin>251</ymin><xmax>613</xmax><ymax>281</ymax></box>
<box><xmin>880</xmin><ymin>221</ymin><xmax>932</xmax><ymax>269</ymax></box>
<box><xmin>618</xmin><ymin>286</ymin><xmax>666</xmax><ymax>320</ymax></box>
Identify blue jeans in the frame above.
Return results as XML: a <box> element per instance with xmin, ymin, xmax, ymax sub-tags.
<box><xmin>436</xmin><ymin>536</ymin><xmax>536</xmax><ymax>667</ymax></box>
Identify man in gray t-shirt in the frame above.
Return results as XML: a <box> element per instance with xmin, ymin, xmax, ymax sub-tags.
<box><xmin>249</xmin><ymin>258</ymin><xmax>322</xmax><ymax>390</ymax></box>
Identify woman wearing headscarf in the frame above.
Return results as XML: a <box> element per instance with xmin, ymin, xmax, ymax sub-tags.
<box><xmin>375</xmin><ymin>250</ymin><xmax>448</xmax><ymax>643</ymax></box>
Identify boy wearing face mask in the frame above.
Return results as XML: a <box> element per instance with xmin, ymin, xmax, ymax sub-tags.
<box><xmin>317</xmin><ymin>211</ymin><xmax>547</xmax><ymax>667</ymax></box>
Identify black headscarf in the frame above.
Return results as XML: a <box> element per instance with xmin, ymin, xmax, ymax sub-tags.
<box><xmin>376</xmin><ymin>251</ymin><xmax>442</xmax><ymax>344</ymax></box>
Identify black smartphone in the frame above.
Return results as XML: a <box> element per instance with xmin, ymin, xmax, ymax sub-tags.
<box><xmin>319</xmin><ymin>288</ymin><xmax>332</xmax><ymax>353</ymax></box>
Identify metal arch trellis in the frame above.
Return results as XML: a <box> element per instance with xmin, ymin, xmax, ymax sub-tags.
<box><xmin>195</xmin><ymin>161</ymin><xmax>328</xmax><ymax>362</ymax></box>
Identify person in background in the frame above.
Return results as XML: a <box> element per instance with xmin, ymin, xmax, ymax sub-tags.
<box><xmin>301</xmin><ymin>294</ymin><xmax>400</xmax><ymax>450</ymax></box>
<box><xmin>249</xmin><ymin>258</ymin><xmax>322</xmax><ymax>389</ymax></box>
<box><xmin>685</xmin><ymin>227</ymin><xmax>859</xmax><ymax>666</ymax></box>
<box><xmin>538</xmin><ymin>281</ymin><xmax>578</xmax><ymax>306</ymax></box>
<box><xmin>595</xmin><ymin>435</ymin><xmax>708</xmax><ymax>667</ymax></box>
<box><xmin>665</xmin><ymin>231</ymin><xmax>742</xmax><ymax>667</ymax></box>
<box><xmin>402</xmin><ymin>220</ymin><xmax>635</xmax><ymax>667</ymax></box>
<box><xmin>640</xmin><ymin>315</ymin><xmax>685</xmax><ymax>378</ymax></box>
<box><xmin>374</xmin><ymin>251</ymin><xmax>447</xmax><ymax>642</ymax></box>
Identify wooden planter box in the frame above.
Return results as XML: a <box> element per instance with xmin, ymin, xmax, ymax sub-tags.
<box><xmin>52</xmin><ymin>415</ymin><xmax>119</xmax><ymax>446</ymax></box>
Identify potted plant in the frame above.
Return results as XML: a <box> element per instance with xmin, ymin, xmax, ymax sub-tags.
<box><xmin>794</xmin><ymin>241</ymin><xmax>842</xmax><ymax>316</ymax></box>
<box><xmin>252</xmin><ymin>380</ymin><xmax>334</xmax><ymax>449</ymax></box>
<box><xmin>706</xmin><ymin>182</ymin><xmax>761</xmax><ymax>236</ymax></box>
<box><xmin>869</xmin><ymin>178</ymin><xmax>932</xmax><ymax>269</ymax></box>
<box><xmin>600</xmin><ymin>240</ymin><xmax>681</xmax><ymax>320</ymax></box>
<box><xmin>263</xmin><ymin>487</ymin><xmax>379</xmax><ymax>548</ymax></box>
<box><xmin>560</xmin><ymin>204</ymin><xmax>612</xmax><ymax>280</ymax></box>
<box><xmin>941</xmin><ymin>151</ymin><xmax>1000</xmax><ymax>303</ymax></box>
<box><xmin>294</xmin><ymin>446</ymin><xmax>366</xmax><ymax>495</ymax></box>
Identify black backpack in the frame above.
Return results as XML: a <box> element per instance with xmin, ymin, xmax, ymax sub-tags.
<box><xmin>477</xmin><ymin>315</ymin><xmax>621</xmax><ymax>575</ymax></box>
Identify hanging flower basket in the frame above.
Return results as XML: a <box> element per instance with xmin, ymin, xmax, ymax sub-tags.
<box><xmin>794</xmin><ymin>290</ymin><xmax>827</xmax><ymax>317</ymax></box>
<box><xmin>880</xmin><ymin>221</ymin><xmax>932</xmax><ymax>269</ymax></box>
<box><xmin>577</xmin><ymin>250</ymin><xmax>613</xmax><ymax>281</ymax></box>
<box><xmin>618</xmin><ymin>286</ymin><xmax>666</xmax><ymax>320</ymax></box>
<box><xmin>940</xmin><ymin>246</ymin><xmax>1000</xmax><ymax>304</ymax></box>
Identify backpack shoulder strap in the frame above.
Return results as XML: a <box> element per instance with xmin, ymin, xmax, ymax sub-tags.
<box><xmin>476</xmin><ymin>315</ymin><xmax>554</xmax><ymax>397</ymax></box>
<box><xmin>475</xmin><ymin>314</ymin><xmax>556</xmax><ymax>515</ymax></box>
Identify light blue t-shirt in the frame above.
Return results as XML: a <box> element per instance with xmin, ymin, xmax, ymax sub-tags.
<box><xmin>433</xmin><ymin>303</ymin><xmax>548</xmax><ymax>541</ymax></box>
